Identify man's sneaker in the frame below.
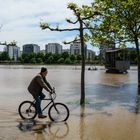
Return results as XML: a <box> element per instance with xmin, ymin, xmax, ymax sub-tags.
<box><xmin>38</xmin><ymin>114</ymin><xmax>47</xmax><ymax>119</ymax></box>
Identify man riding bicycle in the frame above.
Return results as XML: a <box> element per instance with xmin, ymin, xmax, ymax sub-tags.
<box><xmin>28</xmin><ymin>67</ymin><xmax>53</xmax><ymax>119</ymax></box>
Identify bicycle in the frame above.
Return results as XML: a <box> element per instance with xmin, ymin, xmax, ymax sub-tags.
<box><xmin>18</xmin><ymin>88</ymin><xmax>70</xmax><ymax>122</ymax></box>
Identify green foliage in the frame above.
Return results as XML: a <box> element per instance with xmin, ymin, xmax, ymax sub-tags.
<box><xmin>44</xmin><ymin>53</ymin><xmax>52</xmax><ymax>63</ymax></box>
<box><xmin>76</xmin><ymin>54</ymin><xmax>82</xmax><ymax>61</ymax></box>
<box><xmin>70</xmin><ymin>54</ymin><xmax>76</xmax><ymax>62</ymax></box>
<box><xmin>65</xmin><ymin>57</ymin><xmax>72</xmax><ymax>64</ymax></box>
<box><xmin>48</xmin><ymin>56</ymin><xmax>54</xmax><ymax>64</ymax></box>
<box><xmin>61</xmin><ymin>52</ymin><xmax>69</xmax><ymax>60</ymax></box>
<box><xmin>129</xmin><ymin>49</ymin><xmax>137</xmax><ymax>64</ymax></box>
<box><xmin>0</xmin><ymin>52</ymin><xmax>10</xmax><ymax>61</ymax></box>
<box><xmin>57</xmin><ymin>58</ymin><xmax>64</xmax><ymax>64</ymax></box>
<box><xmin>82</xmin><ymin>0</ymin><xmax>140</xmax><ymax>50</ymax></box>
<box><xmin>30</xmin><ymin>57</ymin><xmax>36</xmax><ymax>64</ymax></box>
<box><xmin>53</xmin><ymin>53</ymin><xmax>61</xmax><ymax>63</ymax></box>
<box><xmin>19</xmin><ymin>51</ymin><xmax>93</xmax><ymax>64</ymax></box>
<box><xmin>118</xmin><ymin>43</ymin><xmax>127</xmax><ymax>49</ymax></box>
<box><xmin>36</xmin><ymin>58</ymin><xmax>43</xmax><ymax>64</ymax></box>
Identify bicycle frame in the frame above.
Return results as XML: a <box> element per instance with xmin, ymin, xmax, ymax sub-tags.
<box><xmin>32</xmin><ymin>93</ymin><xmax>59</xmax><ymax>114</ymax></box>
<box><xmin>42</xmin><ymin>97</ymin><xmax>54</xmax><ymax>112</ymax></box>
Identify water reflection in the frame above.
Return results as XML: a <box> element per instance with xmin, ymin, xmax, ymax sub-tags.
<box><xmin>18</xmin><ymin>120</ymin><xmax>33</xmax><ymax>131</ymax></box>
<box><xmin>17</xmin><ymin>120</ymin><xmax>69</xmax><ymax>139</ymax></box>
<box><xmin>79</xmin><ymin>106</ymin><xmax>85</xmax><ymax>140</ymax></box>
<box><xmin>18</xmin><ymin>120</ymin><xmax>46</xmax><ymax>132</ymax></box>
<box><xmin>48</xmin><ymin>122</ymin><xmax>69</xmax><ymax>139</ymax></box>
<box><xmin>34</xmin><ymin>132</ymin><xmax>46</xmax><ymax>140</ymax></box>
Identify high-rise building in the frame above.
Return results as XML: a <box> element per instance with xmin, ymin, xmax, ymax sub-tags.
<box><xmin>45</xmin><ymin>43</ymin><xmax>62</xmax><ymax>54</ymax></box>
<box><xmin>4</xmin><ymin>45</ymin><xmax>20</xmax><ymax>61</ymax></box>
<box><xmin>23</xmin><ymin>44</ymin><xmax>40</xmax><ymax>53</ymax></box>
<box><xmin>70</xmin><ymin>41</ymin><xmax>87</xmax><ymax>56</ymax></box>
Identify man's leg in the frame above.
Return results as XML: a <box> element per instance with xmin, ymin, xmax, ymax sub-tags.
<box><xmin>34</xmin><ymin>96</ymin><xmax>47</xmax><ymax>119</ymax></box>
<box><xmin>34</xmin><ymin>96</ymin><xmax>42</xmax><ymax>115</ymax></box>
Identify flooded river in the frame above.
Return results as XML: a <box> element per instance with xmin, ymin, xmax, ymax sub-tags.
<box><xmin>0</xmin><ymin>65</ymin><xmax>139</xmax><ymax>140</ymax></box>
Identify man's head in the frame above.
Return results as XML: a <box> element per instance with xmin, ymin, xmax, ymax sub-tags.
<box><xmin>40</xmin><ymin>67</ymin><xmax>48</xmax><ymax>77</ymax></box>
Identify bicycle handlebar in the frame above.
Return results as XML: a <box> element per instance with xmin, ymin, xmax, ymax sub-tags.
<box><xmin>50</xmin><ymin>87</ymin><xmax>56</xmax><ymax>100</ymax></box>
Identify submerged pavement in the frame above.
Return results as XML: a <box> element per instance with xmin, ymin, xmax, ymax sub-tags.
<box><xmin>0</xmin><ymin>66</ymin><xmax>139</xmax><ymax>140</ymax></box>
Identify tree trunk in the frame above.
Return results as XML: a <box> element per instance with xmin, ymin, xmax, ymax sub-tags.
<box><xmin>79</xmin><ymin>20</ymin><xmax>85</xmax><ymax>105</ymax></box>
<box><xmin>135</xmin><ymin>36</ymin><xmax>140</xmax><ymax>94</ymax></box>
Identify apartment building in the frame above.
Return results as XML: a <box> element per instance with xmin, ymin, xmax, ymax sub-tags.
<box><xmin>4</xmin><ymin>45</ymin><xmax>20</xmax><ymax>60</ymax></box>
<box><xmin>70</xmin><ymin>41</ymin><xmax>87</xmax><ymax>57</ymax></box>
<box><xmin>23</xmin><ymin>44</ymin><xmax>40</xmax><ymax>53</ymax></box>
<box><xmin>45</xmin><ymin>43</ymin><xmax>62</xmax><ymax>54</ymax></box>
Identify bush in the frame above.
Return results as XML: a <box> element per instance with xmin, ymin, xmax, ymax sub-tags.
<box><xmin>65</xmin><ymin>58</ymin><xmax>72</xmax><ymax>64</ymax></box>
<box><xmin>57</xmin><ymin>58</ymin><xmax>64</xmax><ymax>64</ymax></box>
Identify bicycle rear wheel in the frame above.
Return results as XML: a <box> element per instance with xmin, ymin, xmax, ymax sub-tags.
<box><xmin>18</xmin><ymin>101</ymin><xmax>37</xmax><ymax>119</ymax></box>
<box><xmin>48</xmin><ymin>103</ymin><xmax>69</xmax><ymax>122</ymax></box>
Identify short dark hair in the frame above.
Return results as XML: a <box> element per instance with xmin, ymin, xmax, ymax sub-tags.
<box><xmin>40</xmin><ymin>67</ymin><xmax>47</xmax><ymax>73</ymax></box>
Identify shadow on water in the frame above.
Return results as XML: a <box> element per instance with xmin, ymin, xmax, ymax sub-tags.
<box><xmin>79</xmin><ymin>106</ymin><xmax>85</xmax><ymax>140</ymax></box>
<box><xmin>17</xmin><ymin>119</ymin><xmax>69</xmax><ymax>139</ymax></box>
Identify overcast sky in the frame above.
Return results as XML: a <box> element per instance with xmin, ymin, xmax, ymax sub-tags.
<box><xmin>0</xmin><ymin>0</ymin><xmax>99</xmax><ymax>53</ymax></box>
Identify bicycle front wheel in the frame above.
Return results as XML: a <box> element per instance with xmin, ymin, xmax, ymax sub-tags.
<box><xmin>18</xmin><ymin>101</ymin><xmax>37</xmax><ymax>119</ymax></box>
<box><xmin>48</xmin><ymin>103</ymin><xmax>69</xmax><ymax>122</ymax></box>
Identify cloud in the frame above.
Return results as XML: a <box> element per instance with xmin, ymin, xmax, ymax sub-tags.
<box><xmin>0</xmin><ymin>0</ymin><xmax>95</xmax><ymax>51</ymax></box>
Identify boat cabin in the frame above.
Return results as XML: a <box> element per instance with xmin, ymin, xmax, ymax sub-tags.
<box><xmin>105</xmin><ymin>49</ymin><xmax>130</xmax><ymax>73</ymax></box>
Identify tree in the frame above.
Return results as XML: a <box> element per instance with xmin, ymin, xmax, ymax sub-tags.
<box><xmin>70</xmin><ymin>54</ymin><xmax>76</xmax><ymax>63</ymax></box>
<box><xmin>61</xmin><ymin>52</ymin><xmax>69</xmax><ymax>60</ymax></box>
<box><xmin>57</xmin><ymin>58</ymin><xmax>65</xmax><ymax>64</ymax></box>
<box><xmin>48</xmin><ymin>55</ymin><xmax>54</xmax><ymax>64</ymax></box>
<box><xmin>90</xmin><ymin>0</ymin><xmax>140</xmax><ymax>92</ymax></box>
<box><xmin>30</xmin><ymin>57</ymin><xmax>36</xmax><ymax>64</ymax></box>
<box><xmin>53</xmin><ymin>53</ymin><xmax>61</xmax><ymax>63</ymax></box>
<box><xmin>21</xmin><ymin>53</ymin><xmax>30</xmax><ymax>63</ymax></box>
<box><xmin>129</xmin><ymin>49</ymin><xmax>137</xmax><ymax>64</ymax></box>
<box><xmin>40</xmin><ymin>3</ymin><xmax>99</xmax><ymax>105</ymax></box>
<box><xmin>65</xmin><ymin>57</ymin><xmax>72</xmax><ymax>64</ymax></box>
<box><xmin>36</xmin><ymin>58</ymin><xmax>43</xmax><ymax>64</ymax></box>
<box><xmin>0</xmin><ymin>52</ymin><xmax>10</xmax><ymax>61</ymax></box>
<box><xmin>45</xmin><ymin>53</ymin><xmax>52</xmax><ymax>63</ymax></box>
<box><xmin>76</xmin><ymin>54</ymin><xmax>82</xmax><ymax>63</ymax></box>
<box><xmin>36</xmin><ymin>52</ymin><xmax>45</xmax><ymax>62</ymax></box>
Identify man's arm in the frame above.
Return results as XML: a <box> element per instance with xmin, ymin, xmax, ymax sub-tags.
<box><xmin>36</xmin><ymin>75</ymin><xmax>51</xmax><ymax>92</ymax></box>
<box><xmin>43</xmin><ymin>77</ymin><xmax>53</xmax><ymax>91</ymax></box>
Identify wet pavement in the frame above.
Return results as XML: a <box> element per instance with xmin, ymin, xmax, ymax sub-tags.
<box><xmin>0</xmin><ymin>65</ymin><xmax>139</xmax><ymax>140</ymax></box>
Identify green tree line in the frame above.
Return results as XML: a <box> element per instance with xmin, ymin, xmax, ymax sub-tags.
<box><xmin>0</xmin><ymin>50</ymin><xmax>138</xmax><ymax>65</ymax></box>
<box><xmin>19</xmin><ymin>52</ymin><xmax>83</xmax><ymax>64</ymax></box>
<box><xmin>0</xmin><ymin>51</ymin><xmax>83</xmax><ymax>64</ymax></box>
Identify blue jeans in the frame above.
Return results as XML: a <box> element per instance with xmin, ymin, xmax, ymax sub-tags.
<box><xmin>34</xmin><ymin>92</ymin><xmax>45</xmax><ymax>115</ymax></box>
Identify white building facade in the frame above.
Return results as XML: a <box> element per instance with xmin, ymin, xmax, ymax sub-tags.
<box><xmin>4</xmin><ymin>45</ymin><xmax>20</xmax><ymax>61</ymax></box>
<box><xmin>70</xmin><ymin>41</ymin><xmax>87</xmax><ymax>56</ymax></box>
<box><xmin>45</xmin><ymin>43</ymin><xmax>62</xmax><ymax>54</ymax></box>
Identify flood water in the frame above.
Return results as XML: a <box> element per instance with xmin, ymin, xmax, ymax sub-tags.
<box><xmin>0</xmin><ymin>65</ymin><xmax>140</xmax><ymax>140</ymax></box>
